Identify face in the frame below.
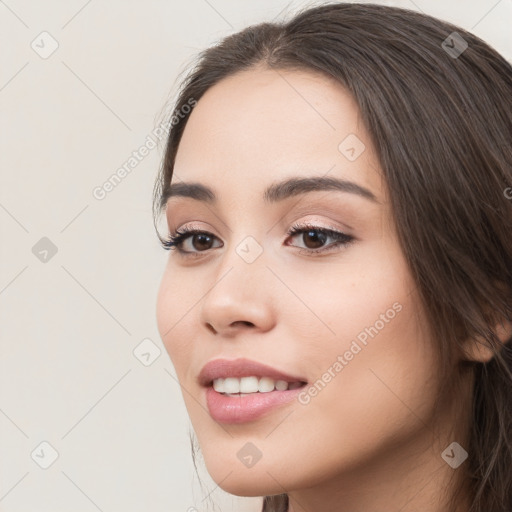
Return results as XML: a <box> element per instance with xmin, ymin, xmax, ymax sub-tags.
<box><xmin>156</xmin><ymin>66</ymin><xmax>442</xmax><ymax>497</ymax></box>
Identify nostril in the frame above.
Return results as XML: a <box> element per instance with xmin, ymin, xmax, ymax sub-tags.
<box><xmin>232</xmin><ymin>321</ymin><xmax>254</xmax><ymax>328</ymax></box>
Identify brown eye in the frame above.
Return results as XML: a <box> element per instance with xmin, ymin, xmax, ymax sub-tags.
<box><xmin>190</xmin><ymin>233</ymin><xmax>215</xmax><ymax>251</ymax></box>
<box><xmin>300</xmin><ymin>229</ymin><xmax>328</xmax><ymax>249</ymax></box>
<box><xmin>286</xmin><ymin>224</ymin><xmax>354</xmax><ymax>254</ymax></box>
<box><xmin>162</xmin><ymin>228</ymin><xmax>222</xmax><ymax>254</ymax></box>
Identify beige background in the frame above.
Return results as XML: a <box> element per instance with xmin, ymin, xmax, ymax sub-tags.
<box><xmin>0</xmin><ymin>0</ymin><xmax>510</xmax><ymax>510</ymax></box>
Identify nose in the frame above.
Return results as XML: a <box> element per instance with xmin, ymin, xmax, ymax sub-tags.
<box><xmin>200</xmin><ymin>249</ymin><xmax>277</xmax><ymax>337</ymax></box>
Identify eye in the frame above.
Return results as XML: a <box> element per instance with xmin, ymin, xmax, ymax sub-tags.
<box><xmin>161</xmin><ymin>226</ymin><xmax>222</xmax><ymax>255</ymax></box>
<box><xmin>285</xmin><ymin>222</ymin><xmax>355</xmax><ymax>254</ymax></box>
<box><xmin>161</xmin><ymin>222</ymin><xmax>355</xmax><ymax>256</ymax></box>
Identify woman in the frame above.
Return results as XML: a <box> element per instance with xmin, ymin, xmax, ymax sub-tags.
<box><xmin>153</xmin><ymin>3</ymin><xmax>512</xmax><ymax>511</ymax></box>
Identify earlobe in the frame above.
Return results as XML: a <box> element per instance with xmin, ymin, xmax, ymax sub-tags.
<box><xmin>461</xmin><ymin>318</ymin><xmax>512</xmax><ymax>364</ymax></box>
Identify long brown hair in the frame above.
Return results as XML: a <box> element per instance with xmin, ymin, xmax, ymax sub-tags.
<box><xmin>153</xmin><ymin>3</ymin><xmax>512</xmax><ymax>511</ymax></box>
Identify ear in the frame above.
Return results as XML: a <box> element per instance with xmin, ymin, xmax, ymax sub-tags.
<box><xmin>461</xmin><ymin>317</ymin><xmax>512</xmax><ymax>364</ymax></box>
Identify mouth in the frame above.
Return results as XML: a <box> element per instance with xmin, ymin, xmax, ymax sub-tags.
<box><xmin>198</xmin><ymin>357</ymin><xmax>307</xmax><ymax>388</ymax></box>
<box><xmin>198</xmin><ymin>358</ymin><xmax>308</xmax><ymax>423</ymax></box>
<box><xmin>210</xmin><ymin>376</ymin><xmax>307</xmax><ymax>396</ymax></box>
<box><xmin>204</xmin><ymin>380</ymin><xmax>308</xmax><ymax>424</ymax></box>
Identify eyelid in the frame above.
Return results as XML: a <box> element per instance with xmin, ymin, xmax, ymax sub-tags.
<box><xmin>287</xmin><ymin>218</ymin><xmax>350</xmax><ymax>235</ymax></box>
<box><xmin>167</xmin><ymin>218</ymin><xmax>350</xmax><ymax>242</ymax></box>
<box><xmin>283</xmin><ymin>205</ymin><xmax>356</xmax><ymax>232</ymax></box>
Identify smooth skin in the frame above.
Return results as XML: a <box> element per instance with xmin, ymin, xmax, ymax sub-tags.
<box><xmin>156</xmin><ymin>65</ymin><xmax>476</xmax><ymax>512</ymax></box>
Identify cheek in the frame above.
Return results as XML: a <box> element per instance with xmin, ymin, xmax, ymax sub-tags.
<box><xmin>304</xmin><ymin>245</ymin><xmax>438</xmax><ymax>420</ymax></box>
<box><xmin>156</xmin><ymin>267</ymin><xmax>196</xmax><ymax>379</ymax></box>
<box><xmin>289</xmin><ymin>278</ymin><xmax>438</xmax><ymax>472</ymax></box>
<box><xmin>280</xmin><ymin>238</ymin><xmax>413</xmax><ymax>364</ymax></box>
<box><xmin>319</xmin><ymin>294</ymin><xmax>436</xmax><ymax>422</ymax></box>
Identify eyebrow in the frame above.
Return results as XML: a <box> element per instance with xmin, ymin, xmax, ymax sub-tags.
<box><xmin>163</xmin><ymin>176</ymin><xmax>378</xmax><ymax>207</ymax></box>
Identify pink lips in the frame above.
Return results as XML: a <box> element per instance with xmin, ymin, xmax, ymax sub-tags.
<box><xmin>198</xmin><ymin>357</ymin><xmax>306</xmax><ymax>387</ymax></box>
<box><xmin>198</xmin><ymin>358</ymin><xmax>307</xmax><ymax>424</ymax></box>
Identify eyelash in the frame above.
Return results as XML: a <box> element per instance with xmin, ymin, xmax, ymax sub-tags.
<box><xmin>161</xmin><ymin>222</ymin><xmax>355</xmax><ymax>257</ymax></box>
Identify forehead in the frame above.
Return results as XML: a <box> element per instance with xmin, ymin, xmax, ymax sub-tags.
<box><xmin>171</xmin><ymin>66</ymin><xmax>385</xmax><ymax>205</ymax></box>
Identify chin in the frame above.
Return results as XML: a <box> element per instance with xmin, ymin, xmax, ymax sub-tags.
<box><xmin>204</xmin><ymin>458</ymin><xmax>288</xmax><ymax>497</ymax></box>
<box><xmin>214</xmin><ymin>476</ymin><xmax>283</xmax><ymax>498</ymax></box>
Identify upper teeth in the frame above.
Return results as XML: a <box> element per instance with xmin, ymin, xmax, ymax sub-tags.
<box><xmin>213</xmin><ymin>376</ymin><xmax>301</xmax><ymax>394</ymax></box>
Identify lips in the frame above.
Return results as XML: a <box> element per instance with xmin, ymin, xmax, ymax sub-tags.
<box><xmin>199</xmin><ymin>358</ymin><xmax>308</xmax><ymax>424</ymax></box>
<box><xmin>198</xmin><ymin>357</ymin><xmax>307</xmax><ymax>387</ymax></box>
